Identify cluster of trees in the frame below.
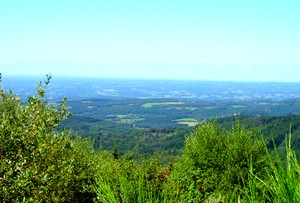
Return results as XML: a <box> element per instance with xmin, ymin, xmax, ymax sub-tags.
<box><xmin>1</xmin><ymin>76</ymin><xmax>300</xmax><ymax>202</ymax></box>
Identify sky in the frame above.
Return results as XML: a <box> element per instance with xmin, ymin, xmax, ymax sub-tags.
<box><xmin>0</xmin><ymin>0</ymin><xmax>300</xmax><ymax>81</ymax></box>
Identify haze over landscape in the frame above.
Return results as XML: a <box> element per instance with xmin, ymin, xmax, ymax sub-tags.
<box><xmin>3</xmin><ymin>1</ymin><xmax>300</xmax><ymax>202</ymax></box>
<box><xmin>1</xmin><ymin>0</ymin><xmax>300</xmax><ymax>81</ymax></box>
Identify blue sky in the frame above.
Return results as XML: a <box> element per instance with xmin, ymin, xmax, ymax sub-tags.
<box><xmin>1</xmin><ymin>0</ymin><xmax>300</xmax><ymax>81</ymax></box>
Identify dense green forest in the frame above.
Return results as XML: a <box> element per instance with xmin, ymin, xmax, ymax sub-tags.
<box><xmin>61</xmin><ymin>111</ymin><xmax>300</xmax><ymax>163</ymax></box>
<box><xmin>2</xmin><ymin>76</ymin><xmax>300</xmax><ymax>202</ymax></box>
<box><xmin>60</xmin><ymin>95</ymin><xmax>300</xmax><ymax>161</ymax></box>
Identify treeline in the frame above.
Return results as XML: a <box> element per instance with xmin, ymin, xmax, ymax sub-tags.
<box><xmin>2</xmin><ymin>77</ymin><xmax>300</xmax><ymax>202</ymax></box>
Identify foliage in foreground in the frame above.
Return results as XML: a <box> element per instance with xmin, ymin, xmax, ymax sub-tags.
<box><xmin>0</xmin><ymin>76</ymin><xmax>98</xmax><ymax>202</ymax></box>
<box><xmin>93</xmin><ymin>123</ymin><xmax>300</xmax><ymax>203</ymax></box>
<box><xmin>93</xmin><ymin>121</ymin><xmax>269</xmax><ymax>202</ymax></box>
<box><xmin>238</xmin><ymin>130</ymin><xmax>300</xmax><ymax>203</ymax></box>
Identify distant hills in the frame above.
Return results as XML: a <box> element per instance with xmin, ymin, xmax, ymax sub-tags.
<box><xmin>3</xmin><ymin>75</ymin><xmax>300</xmax><ymax>102</ymax></box>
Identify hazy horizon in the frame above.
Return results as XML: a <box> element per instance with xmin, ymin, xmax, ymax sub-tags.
<box><xmin>3</xmin><ymin>73</ymin><xmax>300</xmax><ymax>84</ymax></box>
<box><xmin>1</xmin><ymin>1</ymin><xmax>300</xmax><ymax>82</ymax></box>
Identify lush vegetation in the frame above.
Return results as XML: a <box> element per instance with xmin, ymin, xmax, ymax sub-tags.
<box><xmin>0</xmin><ymin>76</ymin><xmax>99</xmax><ymax>202</ymax></box>
<box><xmin>2</xmin><ymin>76</ymin><xmax>300</xmax><ymax>202</ymax></box>
<box><xmin>60</xmin><ymin>112</ymin><xmax>300</xmax><ymax>162</ymax></box>
<box><xmin>60</xmin><ymin>96</ymin><xmax>300</xmax><ymax>160</ymax></box>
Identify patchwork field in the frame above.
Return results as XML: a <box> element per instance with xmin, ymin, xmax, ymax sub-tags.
<box><xmin>64</xmin><ymin>98</ymin><xmax>300</xmax><ymax>131</ymax></box>
<box><xmin>142</xmin><ymin>102</ymin><xmax>184</xmax><ymax>108</ymax></box>
<box><xmin>176</xmin><ymin>118</ymin><xmax>198</xmax><ymax>126</ymax></box>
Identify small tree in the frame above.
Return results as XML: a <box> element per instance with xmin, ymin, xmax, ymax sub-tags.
<box><xmin>174</xmin><ymin>121</ymin><xmax>268</xmax><ymax>200</ymax></box>
<box><xmin>0</xmin><ymin>75</ymin><xmax>98</xmax><ymax>202</ymax></box>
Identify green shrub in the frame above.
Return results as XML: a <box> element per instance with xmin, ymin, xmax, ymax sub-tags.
<box><xmin>172</xmin><ymin>121</ymin><xmax>268</xmax><ymax>201</ymax></box>
<box><xmin>0</xmin><ymin>75</ymin><xmax>98</xmax><ymax>202</ymax></box>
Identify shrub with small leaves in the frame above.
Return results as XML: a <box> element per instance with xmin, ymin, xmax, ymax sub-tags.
<box><xmin>0</xmin><ymin>75</ymin><xmax>98</xmax><ymax>202</ymax></box>
<box><xmin>172</xmin><ymin>121</ymin><xmax>268</xmax><ymax>201</ymax></box>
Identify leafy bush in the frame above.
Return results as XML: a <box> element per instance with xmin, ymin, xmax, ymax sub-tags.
<box><xmin>172</xmin><ymin>121</ymin><xmax>268</xmax><ymax>201</ymax></box>
<box><xmin>0</xmin><ymin>75</ymin><xmax>98</xmax><ymax>202</ymax></box>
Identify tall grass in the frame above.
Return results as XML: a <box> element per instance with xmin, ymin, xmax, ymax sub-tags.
<box><xmin>239</xmin><ymin>130</ymin><xmax>300</xmax><ymax>202</ymax></box>
<box><xmin>93</xmin><ymin>173</ymin><xmax>172</xmax><ymax>203</ymax></box>
<box><xmin>265</xmin><ymin>130</ymin><xmax>300</xmax><ymax>202</ymax></box>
